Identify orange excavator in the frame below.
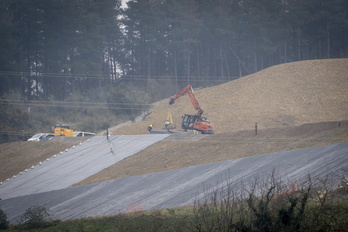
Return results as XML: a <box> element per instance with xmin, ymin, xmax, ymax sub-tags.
<box><xmin>169</xmin><ymin>84</ymin><xmax>214</xmax><ymax>134</ymax></box>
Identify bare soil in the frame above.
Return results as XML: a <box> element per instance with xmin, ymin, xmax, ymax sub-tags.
<box><xmin>112</xmin><ymin>59</ymin><xmax>348</xmax><ymax>135</ymax></box>
<box><xmin>1</xmin><ymin>59</ymin><xmax>348</xmax><ymax>186</ymax></box>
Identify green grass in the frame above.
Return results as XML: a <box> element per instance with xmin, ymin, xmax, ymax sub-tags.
<box><xmin>3</xmin><ymin>199</ymin><xmax>348</xmax><ymax>232</ymax></box>
<box><xmin>5</xmin><ymin>210</ymin><xmax>195</xmax><ymax>232</ymax></box>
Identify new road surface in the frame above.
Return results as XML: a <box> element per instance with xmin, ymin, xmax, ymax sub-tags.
<box><xmin>0</xmin><ymin>135</ymin><xmax>347</xmax><ymax>224</ymax></box>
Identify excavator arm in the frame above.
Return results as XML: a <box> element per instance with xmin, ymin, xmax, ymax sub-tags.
<box><xmin>169</xmin><ymin>84</ymin><xmax>214</xmax><ymax>134</ymax></box>
<box><xmin>169</xmin><ymin>84</ymin><xmax>204</xmax><ymax>116</ymax></box>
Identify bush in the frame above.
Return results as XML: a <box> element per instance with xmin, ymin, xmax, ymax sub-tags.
<box><xmin>18</xmin><ymin>205</ymin><xmax>59</xmax><ymax>229</ymax></box>
<box><xmin>0</xmin><ymin>208</ymin><xmax>9</xmax><ymax>230</ymax></box>
<box><xmin>192</xmin><ymin>171</ymin><xmax>348</xmax><ymax>232</ymax></box>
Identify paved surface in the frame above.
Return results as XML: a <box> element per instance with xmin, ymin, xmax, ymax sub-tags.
<box><xmin>1</xmin><ymin>141</ymin><xmax>347</xmax><ymax>223</ymax></box>
<box><xmin>0</xmin><ymin>134</ymin><xmax>169</xmax><ymax>199</ymax></box>
<box><xmin>150</xmin><ymin>130</ymin><xmax>186</xmax><ymax>134</ymax></box>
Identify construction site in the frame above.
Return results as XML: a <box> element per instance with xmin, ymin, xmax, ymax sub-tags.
<box><xmin>0</xmin><ymin>58</ymin><xmax>348</xmax><ymax>224</ymax></box>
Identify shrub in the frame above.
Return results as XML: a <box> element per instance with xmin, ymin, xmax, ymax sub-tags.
<box><xmin>18</xmin><ymin>205</ymin><xmax>59</xmax><ymax>229</ymax></box>
<box><xmin>192</xmin><ymin>171</ymin><xmax>347</xmax><ymax>232</ymax></box>
<box><xmin>0</xmin><ymin>208</ymin><xmax>9</xmax><ymax>230</ymax></box>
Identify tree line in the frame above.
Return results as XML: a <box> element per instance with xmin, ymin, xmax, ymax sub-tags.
<box><xmin>0</xmin><ymin>0</ymin><xmax>347</xmax><ymax>102</ymax></box>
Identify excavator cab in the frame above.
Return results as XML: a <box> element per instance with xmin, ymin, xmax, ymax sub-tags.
<box><xmin>182</xmin><ymin>114</ymin><xmax>214</xmax><ymax>134</ymax></box>
<box><xmin>182</xmin><ymin>114</ymin><xmax>199</xmax><ymax>129</ymax></box>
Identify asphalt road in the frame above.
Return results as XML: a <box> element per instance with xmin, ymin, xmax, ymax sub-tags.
<box><xmin>1</xmin><ymin>138</ymin><xmax>347</xmax><ymax>224</ymax></box>
<box><xmin>0</xmin><ymin>134</ymin><xmax>169</xmax><ymax>199</ymax></box>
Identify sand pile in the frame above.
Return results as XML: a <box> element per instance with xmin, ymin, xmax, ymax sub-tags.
<box><xmin>112</xmin><ymin>59</ymin><xmax>348</xmax><ymax>135</ymax></box>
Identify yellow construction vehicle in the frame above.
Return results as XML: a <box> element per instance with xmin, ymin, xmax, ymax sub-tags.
<box><xmin>163</xmin><ymin>111</ymin><xmax>176</xmax><ymax>131</ymax></box>
<box><xmin>53</xmin><ymin>124</ymin><xmax>74</xmax><ymax>137</ymax></box>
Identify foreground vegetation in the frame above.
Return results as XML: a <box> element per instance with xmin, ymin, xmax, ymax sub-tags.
<box><xmin>1</xmin><ymin>171</ymin><xmax>347</xmax><ymax>232</ymax></box>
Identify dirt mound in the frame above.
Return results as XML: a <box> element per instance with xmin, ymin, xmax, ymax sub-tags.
<box><xmin>112</xmin><ymin>59</ymin><xmax>348</xmax><ymax>135</ymax></box>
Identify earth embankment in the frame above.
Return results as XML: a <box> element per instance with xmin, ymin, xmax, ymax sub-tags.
<box><xmin>112</xmin><ymin>59</ymin><xmax>348</xmax><ymax>135</ymax></box>
<box><xmin>79</xmin><ymin>59</ymin><xmax>348</xmax><ymax>185</ymax></box>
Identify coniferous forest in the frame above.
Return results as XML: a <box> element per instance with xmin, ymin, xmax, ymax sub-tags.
<box><xmin>0</xmin><ymin>0</ymin><xmax>347</xmax><ymax>139</ymax></box>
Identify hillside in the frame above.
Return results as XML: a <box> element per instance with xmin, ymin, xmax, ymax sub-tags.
<box><xmin>112</xmin><ymin>59</ymin><xmax>348</xmax><ymax>135</ymax></box>
<box><xmin>76</xmin><ymin>58</ymin><xmax>348</xmax><ymax>185</ymax></box>
<box><xmin>1</xmin><ymin>59</ymin><xmax>348</xmax><ymax>184</ymax></box>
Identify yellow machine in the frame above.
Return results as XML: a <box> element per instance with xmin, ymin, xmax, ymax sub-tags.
<box><xmin>54</xmin><ymin>124</ymin><xmax>74</xmax><ymax>137</ymax></box>
<box><xmin>163</xmin><ymin>111</ymin><xmax>176</xmax><ymax>130</ymax></box>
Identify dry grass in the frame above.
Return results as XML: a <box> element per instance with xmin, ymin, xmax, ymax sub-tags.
<box><xmin>1</xmin><ymin>59</ymin><xmax>348</xmax><ymax>185</ymax></box>
<box><xmin>0</xmin><ymin>137</ymin><xmax>87</xmax><ymax>181</ymax></box>
<box><xmin>76</xmin><ymin>121</ymin><xmax>348</xmax><ymax>185</ymax></box>
<box><xmin>112</xmin><ymin>59</ymin><xmax>348</xmax><ymax>135</ymax></box>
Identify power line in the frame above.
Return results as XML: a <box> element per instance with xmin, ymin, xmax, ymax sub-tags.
<box><xmin>0</xmin><ymin>99</ymin><xmax>153</xmax><ymax>110</ymax></box>
<box><xmin>1</xmin><ymin>100</ymin><xmax>348</xmax><ymax>111</ymax></box>
<box><xmin>0</xmin><ymin>70</ymin><xmax>239</xmax><ymax>81</ymax></box>
<box><xmin>0</xmin><ymin>99</ymin><xmax>153</xmax><ymax>106</ymax></box>
<box><xmin>0</xmin><ymin>131</ymin><xmax>33</xmax><ymax>136</ymax></box>
<box><xmin>2</xmin><ymin>70</ymin><xmax>347</xmax><ymax>85</ymax></box>
<box><xmin>0</xmin><ymin>103</ymin><xmax>151</xmax><ymax>110</ymax></box>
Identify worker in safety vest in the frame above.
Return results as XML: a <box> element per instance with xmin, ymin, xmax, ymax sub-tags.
<box><xmin>148</xmin><ymin>124</ymin><xmax>154</xmax><ymax>132</ymax></box>
<box><xmin>164</xmin><ymin>120</ymin><xmax>170</xmax><ymax>129</ymax></box>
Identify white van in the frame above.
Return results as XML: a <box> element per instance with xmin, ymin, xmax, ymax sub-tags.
<box><xmin>28</xmin><ymin>133</ymin><xmax>54</xmax><ymax>141</ymax></box>
<box><xmin>73</xmin><ymin>131</ymin><xmax>96</xmax><ymax>137</ymax></box>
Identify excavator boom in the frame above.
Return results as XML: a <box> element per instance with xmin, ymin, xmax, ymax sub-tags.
<box><xmin>169</xmin><ymin>84</ymin><xmax>203</xmax><ymax>116</ymax></box>
<box><xmin>169</xmin><ymin>85</ymin><xmax>214</xmax><ymax>134</ymax></box>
